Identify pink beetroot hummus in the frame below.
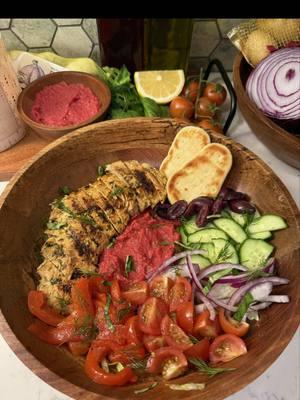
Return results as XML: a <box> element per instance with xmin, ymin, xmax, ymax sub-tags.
<box><xmin>31</xmin><ymin>81</ymin><xmax>100</xmax><ymax>126</ymax></box>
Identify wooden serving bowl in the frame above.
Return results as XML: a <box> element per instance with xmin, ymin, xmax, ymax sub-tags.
<box><xmin>0</xmin><ymin>118</ymin><xmax>299</xmax><ymax>400</ymax></box>
<box><xmin>17</xmin><ymin>71</ymin><xmax>111</xmax><ymax>141</ymax></box>
<box><xmin>233</xmin><ymin>52</ymin><xmax>300</xmax><ymax>169</ymax></box>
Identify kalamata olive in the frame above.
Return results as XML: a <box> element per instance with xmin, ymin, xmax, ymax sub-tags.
<box><xmin>218</xmin><ymin>187</ymin><xmax>229</xmax><ymax>199</ymax></box>
<box><xmin>225</xmin><ymin>188</ymin><xmax>248</xmax><ymax>201</ymax></box>
<box><xmin>211</xmin><ymin>197</ymin><xmax>226</xmax><ymax>214</ymax></box>
<box><xmin>167</xmin><ymin>200</ymin><xmax>188</xmax><ymax>220</ymax></box>
<box><xmin>196</xmin><ymin>204</ymin><xmax>210</xmax><ymax>227</ymax></box>
<box><xmin>155</xmin><ymin>203</ymin><xmax>171</xmax><ymax>219</ymax></box>
<box><xmin>229</xmin><ymin>199</ymin><xmax>256</xmax><ymax>214</ymax></box>
<box><xmin>184</xmin><ymin>197</ymin><xmax>214</xmax><ymax>218</ymax></box>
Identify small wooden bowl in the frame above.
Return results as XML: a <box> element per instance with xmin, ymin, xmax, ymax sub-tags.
<box><xmin>17</xmin><ymin>71</ymin><xmax>111</xmax><ymax>141</ymax></box>
<box><xmin>0</xmin><ymin>118</ymin><xmax>299</xmax><ymax>400</ymax></box>
<box><xmin>233</xmin><ymin>53</ymin><xmax>300</xmax><ymax>169</ymax></box>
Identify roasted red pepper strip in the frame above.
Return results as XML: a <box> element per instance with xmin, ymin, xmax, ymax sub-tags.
<box><xmin>28</xmin><ymin>319</ymin><xmax>83</xmax><ymax>345</ymax></box>
<box><xmin>27</xmin><ymin>290</ymin><xmax>64</xmax><ymax>326</ymax></box>
<box><xmin>85</xmin><ymin>341</ymin><xmax>137</xmax><ymax>386</ymax></box>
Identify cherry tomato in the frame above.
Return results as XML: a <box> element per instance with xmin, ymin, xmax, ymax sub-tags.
<box><xmin>68</xmin><ymin>341</ymin><xmax>90</xmax><ymax>356</ymax></box>
<box><xmin>219</xmin><ymin>308</ymin><xmax>250</xmax><ymax>337</ymax></box>
<box><xmin>125</xmin><ymin>316</ymin><xmax>143</xmax><ymax>344</ymax></box>
<box><xmin>169</xmin><ymin>96</ymin><xmax>194</xmax><ymax>120</ymax></box>
<box><xmin>121</xmin><ymin>281</ymin><xmax>149</xmax><ymax>305</ymax></box>
<box><xmin>27</xmin><ymin>290</ymin><xmax>64</xmax><ymax>326</ymax></box>
<box><xmin>196</xmin><ymin>97</ymin><xmax>218</xmax><ymax>119</ymax></box>
<box><xmin>193</xmin><ymin>310</ymin><xmax>222</xmax><ymax>338</ymax></box>
<box><xmin>143</xmin><ymin>335</ymin><xmax>166</xmax><ymax>352</ymax></box>
<box><xmin>109</xmin><ymin>343</ymin><xmax>146</xmax><ymax>365</ymax></box>
<box><xmin>85</xmin><ymin>342</ymin><xmax>137</xmax><ymax>386</ymax></box>
<box><xmin>203</xmin><ymin>82</ymin><xmax>227</xmax><ymax>106</ymax></box>
<box><xmin>182</xmin><ymin>80</ymin><xmax>199</xmax><ymax>103</ymax></box>
<box><xmin>146</xmin><ymin>346</ymin><xmax>188</xmax><ymax>380</ymax></box>
<box><xmin>168</xmin><ymin>277</ymin><xmax>192</xmax><ymax>312</ymax></box>
<box><xmin>111</xmin><ymin>279</ymin><xmax>122</xmax><ymax>302</ymax></box>
<box><xmin>149</xmin><ymin>276</ymin><xmax>174</xmax><ymax>303</ymax></box>
<box><xmin>161</xmin><ymin>315</ymin><xmax>193</xmax><ymax>351</ymax></box>
<box><xmin>176</xmin><ymin>301</ymin><xmax>194</xmax><ymax>334</ymax></box>
<box><xmin>197</xmin><ymin>118</ymin><xmax>223</xmax><ymax>134</ymax></box>
<box><xmin>184</xmin><ymin>338</ymin><xmax>210</xmax><ymax>361</ymax></box>
<box><xmin>209</xmin><ymin>333</ymin><xmax>247</xmax><ymax>364</ymax></box>
<box><xmin>138</xmin><ymin>297</ymin><xmax>168</xmax><ymax>335</ymax></box>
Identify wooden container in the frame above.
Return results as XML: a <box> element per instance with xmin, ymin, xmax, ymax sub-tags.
<box><xmin>0</xmin><ymin>118</ymin><xmax>299</xmax><ymax>400</ymax></box>
<box><xmin>233</xmin><ymin>53</ymin><xmax>300</xmax><ymax>169</ymax></box>
<box><xmin>16</xmin><ymin>71</ymin><xmax>111</xmax><ymax>141</ymax></box>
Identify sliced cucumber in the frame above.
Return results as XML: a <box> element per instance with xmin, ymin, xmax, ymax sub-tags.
<box><xmin>188</xmin><ymin>228</ymin><xmax>228</xmax><ymax>243</ymax></box>
<box><xmin>199</xmin><ymin>243</ymin><xmax>216</xmax><ymax>263</ymax></box>
<box><xmin>250</xmin><ymin>231</ymin><xmax>272</xmax><ymax>240</ymax></box>
<box><xmin>228</xmin><ymin>209</ymin><xmax>248</xmax><ymax>227</ymax></box>
<box><xmin>201</xmin><ymin>239</ymin><xmax>239</xmax><ymax>264</ymax></box>
<box><xmin>221</xmin><ymin>209</ymin><xmax>232</xmax><ymax>219</ymax></box>
<box><xmin>190</xmin><ymin>254</ymin><xmax>211</xmax><ymax>269</ymax></box>
<box><xmin>178</xmin><ymin>226</ymin><xmax>189</xmax><ymax>245</ymax></box>
<box><xmin>247</xmin><ymin>214</ymin><xmax>288</xmax><ymax>234</ymax></box>
<box><xmin>239</xmin><ymin>239</ymin><xmax>274</xmax><ymax>270</ymax></box>
<box><xmin>213</xmin><ymin>218</ymin><xmax>247</xmax><ymax>243</ymax></box>
<box><xmin>183</xmin><ymin>216</ymin><xmax>199</xmax><ymax>235</ymax></box>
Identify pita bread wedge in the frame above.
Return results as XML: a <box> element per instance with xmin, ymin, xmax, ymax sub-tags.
<box><xmin>160</xmin><ymin>126</ymin><xmax>210</xmax><ymax>179</ymax></box>
<box><xmin>167</xmin><ymin>143</ymin><xmax>232</xmax><ymax>204</ymax></box>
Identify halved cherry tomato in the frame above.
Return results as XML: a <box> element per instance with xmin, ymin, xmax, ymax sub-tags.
<box><xmin>146</xmin><ymin>346</ymin><xmax>188</xmax><ymax>380</ymax></box>
<box><xmin>182</xmin><ymin>80</ymin><xmax>199</xmax><ymax>103</ymax></box>
<box><xmin>193</xmin><ymin>310</ymin><xmax>222</xmax><ymax>338</ymax></box>
<box><xmin>85</xmin><ymin>342</ymin><xmax>137</xmax><ymax>386</ymax></box>
<box><xmin>121</xmin><ymin>281</ymin><xmax>149</xmax><ymax>305</ymax></box>
<box><xmin>68</xmin><ymin>341</ymin><xmax>90</xmax><ymax>356</ymax></box>
<box><xmin>27</xmin><ymin>290</ymin><xmax>64</xmax><ymax>326</ymax></box>
<box><xmin>138</xmin><ymin>297</ymin><xmax>168</xmax><ymax>335</ymax></box>
<box><xmin>88</xmin><ymin>276</ymin><xmax>109</xmax><ymax>298</ymax></box>
<box><xmin>168</xmin><ymin>277</ymin><xmax>192</xmax><ymax>312</ymax></box>
<box><xmin>169</xmin><ymin>96</ymin><xmax>195</xmax><ymax>120</ymax></box>
<box><xmin>111</xmin><ymin>279</ymin><xmax>122</xmax><ymax>302</ymax></box>
<box><xmin>197</xmin><ymin>118</ymin><xmax>223</xmax><ymax>134</ymax></box>
<box><xmin>149</xmin><ymin>276</ymin><xmax>174</xmax><ymax>303</ymax></box>
<box><xmin>176</xmin><ymin>301</ymin><xmax>194</xmax><ymax>334</ymax></box>
<box><xmin>209</xmin><ymin>333</ymin><xmax>247</xmax><ymax>364</ymax></box>
<box><xmin>109</xmin><ymin>343</ymin><xmax>146</xmax><ymax>365</ymax></box>
<box><xmin>203</xmin><ymin>82</ymin><xmax>227</xmax><ymax>106</ymax></box>
<box><xmin>161</xmin><ymin>315</ymin><xmax>193</xmax><ymax>351</ymax></box>
<box><xmin>125</xmin><ymin>316</ymin><xmax>143</xmax><ymax>344</ymax></box>
<box><xmin>219</xmin><ymin>308</ymin><xmax>250</xmax><ymax>337</ymax></box>
<box><xmin>184</xmin><ymin>338</ymin><xmax>210</xmax><ymax>361</ymax></box>
<box><xmin>28</xmin><ymin>319</ymin><xmax>81</xmax><ymax>345</ymax></box>
<box><xmin>196</xmin><ymin>97</ymin><xmax>218</xmax><ymax>119</ymax></box>
<box><xmin>143</xmin><ymin>335</ymin><xmax>166</xmax><ymax>352</ymax></box>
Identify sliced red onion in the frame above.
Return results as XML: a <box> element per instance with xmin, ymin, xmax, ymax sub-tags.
<box><xmin>250</xmin><ymin>302</ymin><xmax>272</xmax><ymax>311</ymax></box>
<box><xmin>264</xmin><ymin>257</ymin><xmax>276</xmax><ymax>274</ymax></box>
<box><xmin>198</xmin><ymin>263</ymin><xmax>248</xmax><ymax>280</ymax></box>
<box><xmin>250</xmin><ymin>282</ymin><xmax>273</xmax><ymax>301</ymax></box>
<box><xmin>186</xmin><ymin>255</ymin><xmax>216</xmax><ymax>320</ymax></box>
<box><xmin>246</xmin><ymin>47</ymin><xmax>300</xmax><ymax>121</ymax></box>
<box><xmin>195</xmin><ymin>303</ymin><xmax>206</xmax><ymax>315</ymax></box>
<box><xmin>195</xmin><ymin>291</ymin><xmax>237</xmax><ymax>312</ymax></box>
<box><xmin>261</xmin><ymin>295</ymin><xmax>290</xmax><ymax>303</ymax></box>
<box><xmin>147</xmin><ymin>250</ymin><xmax>205</xmax><ymax>281</ymax></box>
<box><xmin>208</xmin><ymin>283</ymin><xmax>237</xmax><ymax>300</ymax></box>
<box><xmin>213</xmin><ymin>272</ymin><xmax>250</xmax><ymax>284</ymax></box>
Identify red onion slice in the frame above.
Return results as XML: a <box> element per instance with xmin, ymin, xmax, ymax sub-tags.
<box><xmin>250</xmin><ymin>302</ymin><xmax>272</xmax><ymax>311</ymax></box>
<box><xmin>198</xmin><ymin>263</ymin><xmax>248</xmax><ymax>280</ymax></box>
<box><xmin>261</xmin><ymin>295</ymin><xmax>290</xmax><ymax>303</ymax></box>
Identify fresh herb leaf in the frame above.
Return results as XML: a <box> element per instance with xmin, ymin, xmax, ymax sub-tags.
<box><xmin>174</xmin><ymin>240</ymin><xmax>195</xmax><ymax>250</ymax></box>
<box><xmin>46</xmin><ymin>221</ymin><xmax>66</xmax><ymax>230</ymax></box>
<box><xmin>104</xmin><ymin>293</ymin><xmax>115</xmax><ymax>332</ymax></box>
<box><xmin>73</xmin><ymin>314</ymin><xmax>99</xmax><ymax>341</ymax></box>
<box><xmin>233</xmin><ymin>292</ymin><xmax>254</xmax><ymax>322</ymax></box>
<box><xmin>56</xmin><ymin>297</ymin><xmax>70</xmax><ymax>313</ymax></box>
<box><xmin>125</xmin><ymin>255</ymin><xmax>135</xmax><ymax>277</ymax></box>
<box><xmin>50</xmin><ymin>277</ymin><xmax>62</xmax><ymax>285</ymax></box>
<box><xmin>103</xmin><ymin>280</ymin><xmax>112</xmax><ymax>287</ymax></box>
<box><xmin>214</xmin><ymin>242</ymin><xmax>233</xmax><ymax>263</ymax></box>
<box><xmin>59</xmin><ymin>186</ymin><xmax>71</xmax><ymax>195</ymax></box>
<box><xmin>189</xmin><ymin>358</ymin><xmax>236</xmax><ymax>376</ymax></box>
<box><xmin>117</xmin><ymin>304</ymin><xmax>132</xmax><ymax>322</ymax></box>
<box><xmin>129</xmin><ymin>357</ymin><xmax>148</xmax><ymax>370</ymax></box>
<box><xmin>134</xmin><ymin>382</ymin><xmax>158</xmax><ymax>394</ymax></box>
<box><xmin>159</xmin><ymin>240</ymin><xmax>172</xmax><ymax>246</ymax></box>
<box><xmin>53</xmin><ymin>199</ymin><xmax>98</xmax><ymax>227</ymax></box>
<box><xmin>140</xmin><ymin>97</ymin><xmax>162</xmax><ymax>117</ymax></box>
<box><xmin>98</xmin><ymin>164</ymin><xmax>107</xmax><ymax>177</ymax></box>
<box><xmin>107</xmin><ymin>237</ymin><xmax>116</xmax><ymax>249</ymax></box>
<box><xmin>109</xmin><ymin>186</ymin><xmax>124</xmax><ymax>198</ymax></box>
<box><xmin>189</xmin><ymin>334</ymin><xmax>199</xmax><ymax>344</ymax></box>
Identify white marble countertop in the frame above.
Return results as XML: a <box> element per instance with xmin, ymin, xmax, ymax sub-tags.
<box><xmin>0</xmin><ymin>98</ymin><xmax>299</xmax><ymax>399</ymax></box>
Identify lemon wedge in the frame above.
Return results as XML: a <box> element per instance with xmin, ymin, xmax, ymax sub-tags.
<box><xmin>134</xmin><ymin>70</ymin><xmax>185</xmax><ymax>104</ymax></box>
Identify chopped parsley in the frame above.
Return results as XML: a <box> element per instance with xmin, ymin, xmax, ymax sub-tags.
<box><xmin>50</xmin><ymin>277</ymin><xmax>62</xmax><ymax>285</ymax></box>
<box><xmin>159</xmin><ymin>240</ymin><xmax>172</xmax><ymax>246</ymax></box>
<box><xmin>46</xmin><ymin>221</ymin><xmax>66</xmax><ymax>230</ymax></box>
<box><xmin>233</xmin><ymin>292</ymin><xmax>254</xmax><ymax>322</ymax></box>
<box><xmin>109</xmin><ymin>186</ymin><xmax>124</xmax><ymax>198</ymax></box>
<box><xmin>125</xmin><ymin>255</ymin><xmax>135</xmax><ymax>277</ymax></box>
<box><xmin>59</xmin><ymin>186</ymin><xmax>71</xmax><ymax>195</ymax></box>
<box><xmin>117</xmin><ymin>304</ymin><xmax>132</xmax><ymax>322</ymax></box>
<box><xmin>104</xmin><ymin>293</ymin><xmax>115</xmax><ymax>332</ymax></box>
<box><xmin>107</xmin><ymin>237</ymin><xmax>116</xmax><ymax>249</ymax></box>
<box><xmin>98</xmin><ymin>164</ymin><xmax>107</xmax><ymax>177</ymax></box>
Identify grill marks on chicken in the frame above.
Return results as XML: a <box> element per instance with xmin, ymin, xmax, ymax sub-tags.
<box><xmin>37</xmin><ymin>160</ymin><xmax>166</xmax><ymax>310</ymax></box>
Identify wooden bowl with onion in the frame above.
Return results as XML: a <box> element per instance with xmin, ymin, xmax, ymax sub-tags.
<box><xmin>17</xmin><ymin>71</ymin><xmax>111</xmax><ymax>141</ymax></box>
<box><xmin>233</xmin><ymin>52</ymin><xmax>300</xmax><ymax>169</ymax></box>
<box><xmin>0</xmin><ymin>118</ymin><xmax>299</xmax><ymax>400</ymax></box>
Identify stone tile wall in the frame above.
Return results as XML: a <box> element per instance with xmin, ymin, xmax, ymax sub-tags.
<box><xmin>0</xmin><ymin>18</ymin><xmax>247</xmax><ymax>71</ymax></box>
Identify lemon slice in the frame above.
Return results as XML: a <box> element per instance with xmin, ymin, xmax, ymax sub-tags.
<box><xmin>134</xmin><ymin>70</ymin><xmax>185</xmax><ymax>104</ymax></box>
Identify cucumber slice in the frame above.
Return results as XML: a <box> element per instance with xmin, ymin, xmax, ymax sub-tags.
<box><xmin>178</xmin><ymin>226</ymin><xmax>189</xmax><ymax>245</ymax></box>
<box><xmin>201</xmin><ymin>239</ymin><xmax>239</xmax><ymax>264</ymax></box>
<box><xmin>239</xmin><ymin>239</ymin><xmax>274</xmax><ymax>270</ymax></box>
<box><xmin>250</xmin><ymin>231</ymin><xmax>272</xmax><ymax>240</ymax></box>
<box><xmin>221</xmin><ymin>209</ymin><xmax>232</xmax><ymax>219</ymax></box>
<box><xmin>247</xmin><ymin>214</ymin><xmax>288</xmax><ymax>234</ymax></box>
<box><xmin>188</xmin><ymin>228</ymin><xmax>228</xmax><ymax>243</ymax></box>
<box><xmin>183</xmin><ymin>216</ymin><xmax>199</xmax><ymax>235</ymax></box>
<box><xmin>199</xmin><ymin>243</ymin><xmax>215</xmax><ymax>262</ymax></box>
<box><xmin>213</xmin><ymin>218</ymin><xmax>247</xmax><ymax>243</ymax></box>
<box><xmin>228</xmin><ymin>209</ymin><xmax>247</xmax><ymax>227</ymax></box>
<box><xmin>190</xmin><ymin>254</ymin><xmax>211</xmax><ymax>269</ymax></box>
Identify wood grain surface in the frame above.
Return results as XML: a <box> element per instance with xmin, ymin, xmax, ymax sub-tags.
<box><xmin>0</xmin><ymin>117</ymin><xmax>299</xmax><ymax>400</ymax></box>
<box><xmin>233</xmin><ymin>53</ymin><xmax>300</xmax><ymax>169</ymax></box>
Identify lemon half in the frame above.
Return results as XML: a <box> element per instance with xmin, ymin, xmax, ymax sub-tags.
<box><xmin>134</xmin><ymin>70</ymin><xmax>185</xmax><ymax>104</ymax></box>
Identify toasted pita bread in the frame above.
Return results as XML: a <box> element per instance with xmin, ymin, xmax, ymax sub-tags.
<box><xmin>167</xmin><ymin>143</ymin><xmax>232</xmax><ymax>204</ymax></box>
<box><xmin>160</xmin><ymin>126</ymin><xmax>210</xmax><ymax>179</ymax></box>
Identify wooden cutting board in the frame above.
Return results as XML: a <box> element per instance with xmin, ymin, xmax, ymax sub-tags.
<box><xmin>0</xmin><ymin>128</ymin><xmax>53</xmax><ymax>180</ymax></box>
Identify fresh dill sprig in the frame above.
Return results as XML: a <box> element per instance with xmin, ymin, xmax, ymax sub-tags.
<box><xmin>214</xmin><ymin>242</ymin><xmax>233</xmax><ymax>263</ymax></box>
<box><xmin>134</xmin><ymin>382</ymin><xmax>158</xmax><ymax>394</ymax></box>
<box><xmin>104</xmin><ymin>293</ymin><xmax>115</xmax><ymax>332</ymax></box>
<box><xmin>189</xmin><ymin>358</ymin><xmax>236</xmax><ymax>377</ymax></box>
